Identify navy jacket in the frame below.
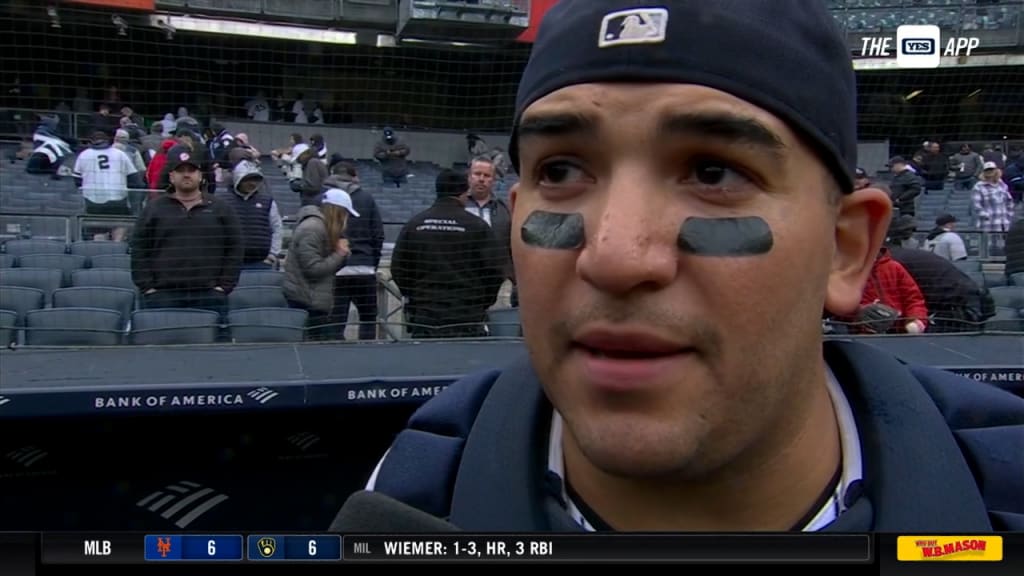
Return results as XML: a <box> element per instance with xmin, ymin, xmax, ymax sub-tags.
<box><xmin>369</xmin><ymin>340</ymin><xmax>1024</xmax><ymax>532</ymax></box>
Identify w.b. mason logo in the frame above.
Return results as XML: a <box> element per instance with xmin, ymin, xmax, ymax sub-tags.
<box><xmin>598</xmin><ymin>7</ymin><xmax>669</xmax><ymax>48</ymax></box>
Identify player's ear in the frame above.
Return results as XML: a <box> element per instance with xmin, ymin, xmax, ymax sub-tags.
<box><xmin>509</xmin><ymin>182</ymin><xmax>520</xmax><ymax>214</ymax></box>
<box><xmin>825</xmin><ymin>186</ymin><xmax>891</xmax><ymax>316</ymax></box>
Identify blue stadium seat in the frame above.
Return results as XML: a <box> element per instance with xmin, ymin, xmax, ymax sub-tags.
<box><xmin>988</xmin><ymin>286</ymin><xmax>1024</xmax><ymax>310</ymax></box>
<box><xmin>52</xmin><ymin>287</ymin><xmax>136</xmax><ymax>329</ymax></box>
<box><xmin>16</xmin><ymin>254</ymin><xmax>88</xmax><ymax>287</ymax></box>
<box><xmin>0</xmin><ymin>254</ymin><xmax>15</xmax><ymax>268</ymax></box>
<box><xmin>0</xmin><ymin>286</ymin><xmax>46</xmax><ymax>326</ymax></box>
<box><xmin>486</xmin><ymin>307</ymin><xmax>522</xmax><ymax>337</ymax></box>
<box><xmin>985</xmin><ymin>307</ymin><xmax>1023</xmax><ymax>332</ymax></box>
<box><xmin>71</xmin><ymin>268</ymin><xmax>136</xmax><ymax>291</ymax></box>
<box><xmin>228</xmin><ymin>286</ymin><xmax>288</xmax><ymax>311</ymax></box>
<box><xmin>0</xmin><ymin>268</ymin><xmax>63</xmax><ymax>305</ymax></box>
<box><xmin>70</xmin><ymin>241</ymin><xmax>130</xmax><ymax>259</ymax></box>
<box><xmin>130</xmin><ymin>308</ymin><xmax>221</xmax><ymax>345</ymax></box>
<box><xmin>24</xmin><ymin>307</ymin><xmax>123</xmax><ymax>346</ymax></box>
<box><xmin>228</xmin><ymin>307</ymin><xmax>307</xmax><ymax>343</ymax></box>
<box><xmin>0</xmin><ymin>309</ymin><xmax>15</xmax><ymax>347</ymax></box>
<box><xmin>2</xmin><ymin>239</ymin><xmax>67</xmax><ymax>257</ymax></box>
<box><xmin>983</xmin><ymin>272</ymin><xmax>1007</xmax><ymax>289</ymax></box>
<box><xmin>237</xmin><ymin>269</ymin><xmax>284</xmax><ymax>288</ymax></box>
<box><xmin>89</xmin><ymin>253</ymin><xmax>131</xmax><ymax>270</ymax></box>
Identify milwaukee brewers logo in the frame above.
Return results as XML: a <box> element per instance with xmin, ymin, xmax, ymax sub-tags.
<box><xmin>257</xmin><ymin>537</ymin><xmax>277</xmax><ymax>558</ymax></box>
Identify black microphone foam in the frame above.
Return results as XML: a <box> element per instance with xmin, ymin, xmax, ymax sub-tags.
<box><xmin>328</xmin><ymin>490</ymin><xmax>461</xmax><ymax>533</ymax></box>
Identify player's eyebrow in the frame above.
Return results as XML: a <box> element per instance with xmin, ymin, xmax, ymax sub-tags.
<box><xmin>517</xmin><ymin>112</ymin><xmax>598</xmax><ymax>142</ymax></box>
<box><xmin>658</xmin><ymin>112</ymin><xmax>786</xmax><ymax>160</ymax></box>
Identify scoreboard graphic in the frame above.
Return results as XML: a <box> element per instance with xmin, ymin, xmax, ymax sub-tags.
<box><xmin>0</xmin><ymin>532</ymin><xmax>1015</xmax><ymax>571</ymax></box>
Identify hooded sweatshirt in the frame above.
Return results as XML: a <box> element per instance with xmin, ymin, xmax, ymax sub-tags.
<box><xmin>147</xmin><ymin>139</ymin><xmax>177</xmax><ymax>191</ymax></box>
<box><xmin>216</xmin><ymin>161</ymin><xmax>283</xmax><ymax>264</ymax></box>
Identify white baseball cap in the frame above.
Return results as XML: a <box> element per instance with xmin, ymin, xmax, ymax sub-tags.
<box><xmin>982</xmin><ymin>161</ymin><xmax>998</xmax><ymax>171</ymax></box>
<box><xmin>322</xmin><ymin>188</ymin><xmax>360</xmax><ymax>217</ymax></box>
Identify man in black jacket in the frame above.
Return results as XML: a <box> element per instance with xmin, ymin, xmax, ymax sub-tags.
<box><xmin>885</xmin><ymin>225</ymin><xmax>990</xmax><ymax>332</ymax></box>
<box><xmin>324</xmin><ymin>162</ymin><xmax>386</xmax><ymax>340</ymax></box>
<box><xmin>887</xmin><ymin>155</ymin><xmax>924</xmax><ymax>217</ymax></box>
<box><xmin>391</xmin><ymin>169</ymin><xmax>505</xmax><ymax>339</ymax></box>
<box><xmin>131</xmin><ymin>146</ymin><xmax>243</xmax><ymax>318</ymax></box>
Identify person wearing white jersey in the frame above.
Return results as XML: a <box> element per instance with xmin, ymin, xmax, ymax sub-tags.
<box><xmin>73</xmin><ymin>130</ymin><xmax>144</xmax><ymax>240</ymax></box>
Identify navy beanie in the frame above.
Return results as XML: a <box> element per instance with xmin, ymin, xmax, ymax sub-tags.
<box><xmin>436</xmin><ymin>168</ymin><xmax>469</xmax><ymax>198</ymax></box>
<box><xmin>509</xmin><ymin>0</ymin><xmax>858</xmax><ymax>193</ymax></box>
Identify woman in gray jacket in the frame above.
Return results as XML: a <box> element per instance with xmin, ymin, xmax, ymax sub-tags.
<box><xmin>283</xmin><ymin>188</ymin><xmax>359</xmax><ymax>340</ymax></box>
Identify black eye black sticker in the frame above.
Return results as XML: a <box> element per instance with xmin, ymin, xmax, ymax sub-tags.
<box><xmin>678</xmin><ymin>217</ymin><xmax>774</xmax><ymax>256</ymax></box>
<box><xmin>521</xmin><ymin>210</ymin><xmax>585</xmax><ymax>250</ymax></box>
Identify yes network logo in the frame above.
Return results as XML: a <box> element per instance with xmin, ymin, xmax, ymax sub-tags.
<box><xmin>897</xmin><ymin>25</ymin><xmax>941</xmax><ymax>68</ymax></box>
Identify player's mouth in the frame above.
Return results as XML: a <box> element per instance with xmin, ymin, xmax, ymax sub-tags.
<box><xmin>571</xmin><ymin>327</ymin><xmax>695</xmax><ymax>392</ymax></box>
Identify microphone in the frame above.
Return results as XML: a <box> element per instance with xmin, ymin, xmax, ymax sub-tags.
<box><xmin>328</xmin><ymin>490</ymin><xmax>461</xmax><ymax>532</ymax></box>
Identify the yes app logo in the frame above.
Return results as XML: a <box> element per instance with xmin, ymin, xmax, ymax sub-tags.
<box><xmin>897</xmin><ymin>25</ymin><xmax>941</xmax><ymax>68</ymax></box>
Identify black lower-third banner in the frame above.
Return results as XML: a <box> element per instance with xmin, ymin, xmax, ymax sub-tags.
<box><xmin>342</xmin><ymin>534</ymin><xmax>872</xmax><ymax>563</ymax></box>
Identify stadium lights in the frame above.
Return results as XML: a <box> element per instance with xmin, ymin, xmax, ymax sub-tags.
<box><xmin>964</xmin><ymin>89</ymin><xmax>982</xmax><ymax>99</ymax></box>
<box><xmin>399</xmin><ymin>37</ymin><xmax>493</xmax><ymax>48</ymax></box>
<box><xmin>46</xmin><ymin>5</ymin><xmax>60</xmax><ymax>29</ymax></box>
<box><xmin>112</xmin><ymin>15</ymin><xmax>128</xmax><ymax>36</ymax></box>
<box><xmin>904</xmin><ymin>89</ymin><xmax>924</xmax><ymax>101</ymax></box>
<box><xmin>149</xmin><ymin>15</ymin><xmax>357</xmax><ymax>45</ymax></box>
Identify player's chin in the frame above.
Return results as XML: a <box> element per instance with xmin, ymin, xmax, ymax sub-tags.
<box><xmin>572</xmin><ymin>413</ymin><xmax>707</xmax><ymax>478</ymax></box>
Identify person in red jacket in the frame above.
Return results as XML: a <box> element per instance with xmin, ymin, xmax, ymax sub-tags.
<box><xmin>858</xmin><ymin>248</ymin><xmax>929</xmax><ymax>334</ymax></box>
<box><xmin>146</xmin><ymin>139</ymin><xmax>176</xmax><ymax>194</ymax></box>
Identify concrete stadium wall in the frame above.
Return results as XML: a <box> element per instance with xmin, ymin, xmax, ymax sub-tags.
<box><xmin>219</xmin><ymin>119</ymin><xmax>510</xmax><ymax>168</ymax></box>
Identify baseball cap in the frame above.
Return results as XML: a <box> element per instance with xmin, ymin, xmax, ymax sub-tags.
<box><xmin>887</xmin><ymin>156</ymin><xmax>907</xmax><ymax>167</ymax></box>
<box><xmin>322</xmin><ymin>188</ymin><xmax>360</xmax><ymax>217</ymax></box>
<box><xmin>982</xmin><ymin>161</ymin><xmax>998</xmax><ymax>170</ymax></box>
<box><xmin>508</xmin><ymin>0</ymin><xmax>858</xmax><ymax>193</ymax></box>
<box><xmin>165</xmin><ymin>145</ymin><xmax>201</xmax><ymax>171</ymax></box>
<box><xmin>935</xmin><ymin>214</ymin><xmax>957</xmax><ymax>226</ymax></box>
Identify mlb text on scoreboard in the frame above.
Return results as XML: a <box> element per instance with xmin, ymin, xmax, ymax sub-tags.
<box><xmin>858</xmin><ymin>24</ymin><xmax>981</xmax><ymax>68</ymax></box>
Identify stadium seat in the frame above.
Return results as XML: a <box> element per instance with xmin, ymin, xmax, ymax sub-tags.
<box><xmin>24</xmin><ymin>307</ymin><xmax>123</xmax><ymax>346</ymax></box>
<box><xmin>985</xmin><ymin>307</ymin><xmax>1023</xmax><ymax>332</ymax></box>
<box><xmin>0</xmin><ymin>309</ymin><xmax>15</xmax><ymax>346</ymax></box>
<box><xmin>0</xmin><ymin>254</ymin><xmax>14</xmax><ymax>268</ymax></box>
<box><xmin>0</xmin><ymin>286</ymin><xmax>46</xmax><ymax>326</ymax></box>
<box><xmin>52</xmin><ymin>287</ymin><xmax>135</xmax><ymax>329</ymax></box>
<box><xmin>1012</xmin><ymin>273</ymin><xmax>1024</xmax><ymax>287</ymax></box>
<box><xmin>0</xmin><ymin>268</ymin><xmax>63</xmax><ymax>305</ymax></box>
<box><xmin>130</xmin><ymin>309</ymin><xmax>221</xmax><ymax>345</ymax></box>
<box><xmin>2</xmin><ymin>239</ymin><xmax>67</xmax><ymax>257</ymax></box>
<box><xmin>237</xmin><ymin>269</ymin><xmax>285</xmax><ymax>288</ymax></box>
<box><xmin>982</xmin><ymin>271</ymin><xmax>1007</xmax><ymax>289</ymax></box>
<box><xmin>69</xmin><ymin>240</ymin><xmax>130</xmax><ymax>259</ymax></box>
<box><xmin>89</xmin><ymin>253</ymin><xmax>131</xmax><ymax>270</ymax></box>
<box><xmin>71</xmin><ymin>268</ymin><xmax>136</xmax><ymax>291</ymax></box>
<box><xmin>15</xmin><ymin>254</ymin><xmax>88</xmax><ymax>287</ymax></box>
<box><xmin>228</xmin><ymin>308</ymin><xmax>307</xmax><ymax>343</ymax></box>
<box><xmin>954</xmin><ymin>259</ymin><xmax>982</xmax><ymax>274</ymax></box>
<box><xmin>228</xmin><ymin>286</ymin><xmax>288</xmax><ymax>311</ymax></box>
<box><xmin>988</xmin><ymin>286</ymin><xmax>1024</xmax><ymax>310</ymax></box>
<box><xmin>486</xmin><ymin>307</ymin><xmax>522</xmax><ymax>337</ymax></box>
